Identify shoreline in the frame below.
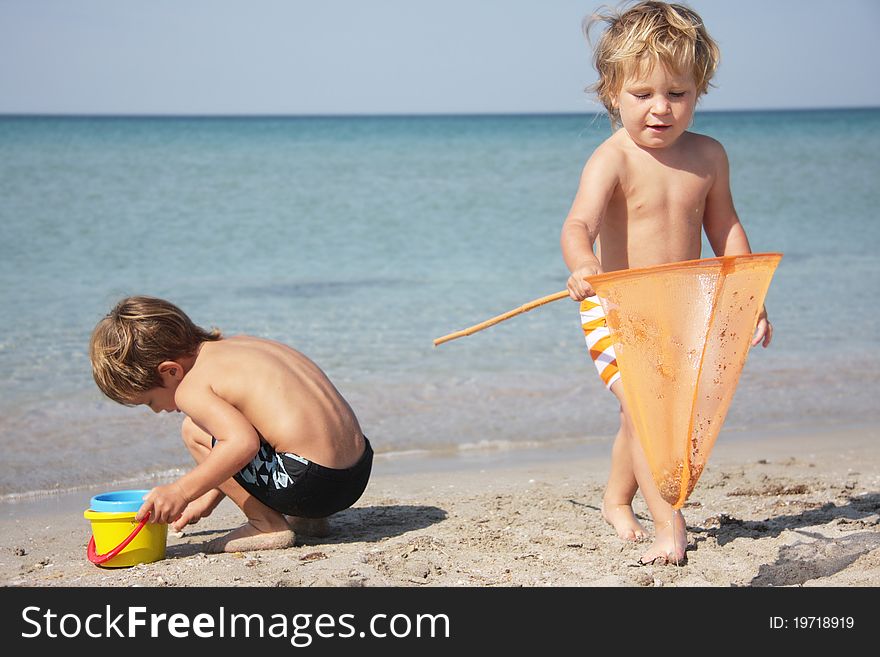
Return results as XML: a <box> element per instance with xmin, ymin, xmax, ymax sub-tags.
<box><xmin>2</xmin><ymin>424</ymin><xmax>878</xmax><ymax>587</ymax></box>
<box><xmin>2</xmin><ymin>419</ymin><xmax>873</xmax><ymax>506</ymax></box>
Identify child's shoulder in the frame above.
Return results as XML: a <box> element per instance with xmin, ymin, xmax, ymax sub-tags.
<box><xmin>176</xmin><ymin>339</ymin><xmax>239</xmax><ymax>398</ymax></box>
<box><xmin>602</xmin><ymin>128</ymin><xmax>631</xmax><ymax>151</ymax></box>
<box><xmin>184</xmin><ymin>338</ymin><xmax>241</xmax><ymax>377</ymax></box>
<box><xmin>588</xmin><ymin>129</ymin><xmax>630</xmax><ymax>165</ymax></box>
<box><xmin>682</xmin><ymin>130</ymin><xmax>727</xmax><ymax>159</ymax></box>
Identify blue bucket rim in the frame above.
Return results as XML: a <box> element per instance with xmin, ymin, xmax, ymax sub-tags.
<box><xmin>89</xmin><ymin>489</ymin><xmax>149</xmax><ymax>513</ymax></box>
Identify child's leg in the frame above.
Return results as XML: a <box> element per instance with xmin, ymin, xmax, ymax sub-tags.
<box><xmin>179</xmin><ymin>417</ymin><xmax>296</xmax><ymax>553</ymax></box>
<box><xmin>582</xmin><ymin>299</ymin><xmax>646</xmax><ymax>540</ymax></box>
<box><xmin>613</xmin><ymin>392</ymin><xmax>688</xmax><ymax>564</ymax></box>
<box><xmin>602</xmin><ymin>382</ymin><xmax>647</xmax><ymax>540</ymax></box>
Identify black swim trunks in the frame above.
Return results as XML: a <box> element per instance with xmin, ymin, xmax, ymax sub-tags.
<box><xmin>213</xmin><ymin>436</ymin><xmax>373</xmax><ymax>519</ymax></box>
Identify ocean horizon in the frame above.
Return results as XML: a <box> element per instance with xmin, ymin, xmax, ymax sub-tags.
<box><xmin>2</xmin><ymin>103</ymin><xmax>879</xmax><ymax>117</ymax></box>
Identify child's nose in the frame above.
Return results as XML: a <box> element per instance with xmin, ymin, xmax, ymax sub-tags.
<box><xmin>652</xmin><ymin>97</ymin><xmax>671</xmax><ymax>114</ymax></box>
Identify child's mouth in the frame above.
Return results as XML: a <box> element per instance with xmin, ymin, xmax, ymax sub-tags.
<box><xmin>647</xmin><ymin>124</ymin><xmax>671</xmax><ymax>132</ymax></box>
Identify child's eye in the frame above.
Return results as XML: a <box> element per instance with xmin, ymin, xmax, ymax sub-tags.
<box><xmin>669</xmin><ymin>91</ymin><xmax>687</xmax><ymax>98</ymax></box>
<box><xmin>633</xmin><ymin>93</ymin><xmax>651</xmax><ymax>100</ymax></box>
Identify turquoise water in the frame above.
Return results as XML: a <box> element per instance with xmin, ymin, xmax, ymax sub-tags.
<box><xmin>1</xmin><ymin>109</ymin><xmax>878</xmax><ymax>496</ymax></box>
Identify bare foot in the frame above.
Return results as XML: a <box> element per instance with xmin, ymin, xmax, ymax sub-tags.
<box><xmin>204</xmin><ymin>522</ymin><xmax>297</xmax><ymax>553</ymax></box>
<box><xmin>639</xmin><ymin>510</ymin><xmax>688</xmax><ymax>566</ymax></box>
<box><xmin>601</xmin><ymin>500</ymin><xmax>647</xmax><ymax>541</ymax></box>
<box><xmin>285</xmin><ymin>516</ymin><xmax>330</xmax><ymax>538</ymax></box>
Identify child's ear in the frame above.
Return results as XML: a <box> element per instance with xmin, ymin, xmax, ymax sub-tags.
<box><xmin>157</xmin><ymin>361</ymin><xmax>184</xmax><ymax>382</ymax></box>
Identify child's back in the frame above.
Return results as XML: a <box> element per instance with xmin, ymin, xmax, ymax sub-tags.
<box><xmin>182</xmin><ymin>335</ymin><xmax>365</xmax><ymax>469</ymax></box>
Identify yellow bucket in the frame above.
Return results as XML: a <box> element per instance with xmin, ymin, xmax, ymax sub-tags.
<box><xmin>84</xmin><ymin>490</ymin><xmax>167</xmax><ymax>568</ymax></box>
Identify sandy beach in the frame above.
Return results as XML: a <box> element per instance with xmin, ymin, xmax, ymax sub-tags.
<box><xmin>1</xmin><ymin>425</ymin><xmax>877</xmax><ymax>588</ymax></box>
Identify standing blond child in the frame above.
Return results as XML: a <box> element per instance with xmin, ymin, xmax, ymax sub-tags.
<box><xmin>561</xmin><ymin>1</ymin><xmax>772</xmax><ymax>564</ymax></box>
<box><xmin>90</xmin><ymin>296</ymin><xmax>372</xmax><ymax>553</ymax></box>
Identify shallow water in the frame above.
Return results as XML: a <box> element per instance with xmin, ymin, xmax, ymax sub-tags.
<box><xmin>1</xmin><ymin>110</ymin><xmax>878</xmax><ymax>496</ymax></box>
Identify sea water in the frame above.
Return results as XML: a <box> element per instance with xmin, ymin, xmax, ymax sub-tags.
<box><xmin>1</xmin><ymin>109</ymin><xmax>878</xmax><ymax>497</ymax></box>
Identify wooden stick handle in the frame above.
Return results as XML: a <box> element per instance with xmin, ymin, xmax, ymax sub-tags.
<box><xmin>433</xmin><ymin>290</ymin><xmax>570</xmax><ymax>346</ymax></box>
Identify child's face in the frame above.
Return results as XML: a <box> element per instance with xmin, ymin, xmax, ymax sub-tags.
<box><xmin>129</xmin><ymin>383</ymin><xmax>180</xmax><ymax>414</ymax></box>
<box><xmin>614</xmin><ymin>61</ymin><xmax>697</xmax><ymax>149</ymax></box>
<box><xmin>128</xmin><ymin>361</ymin><xmax>184</xmax><ymax>413</ymax></box>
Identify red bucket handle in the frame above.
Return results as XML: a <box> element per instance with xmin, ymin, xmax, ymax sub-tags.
<box><xmin>87</xmin><ymin>512</ymin><xmax>150</xmax><ymax>565</ymax></box>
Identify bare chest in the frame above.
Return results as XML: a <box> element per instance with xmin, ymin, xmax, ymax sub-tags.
<box><xmin>614</xmin><ymin>161</ymin><xmax>712</xmax><ymax>225</ymax></box>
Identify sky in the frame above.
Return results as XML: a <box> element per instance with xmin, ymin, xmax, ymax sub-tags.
<box><xmin>1</xmin><ymin>0</ymin><xmax>878</xmax><ymax>115</ymax></box>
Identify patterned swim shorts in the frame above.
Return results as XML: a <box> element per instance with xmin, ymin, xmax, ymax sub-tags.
<box><xmin>579</xmin><ymin>295</ymin><xmax>620</xmax><ymax>389</ymax></box>
<box><xmin>213</xmin><ymin>436</ymin><xmax>373</xmax><ymax>518</ymax></box>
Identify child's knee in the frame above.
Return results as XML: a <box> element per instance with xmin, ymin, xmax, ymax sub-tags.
<box><xmin>181</xmin><ymin>416</ymin><xmax>211</xmax><ymax>450</ymax></box>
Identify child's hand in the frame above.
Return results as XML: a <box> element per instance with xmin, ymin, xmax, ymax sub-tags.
<box><xmin>136</xmin><ymin>482</ymin><xmax>189</xmax><ymax>525</ymax></box>
<box><xmin>567</xmin><ymin>264</ymin><xmax>603</xmax><ymax>301</ymax></box>
<box><xmin>751</xmin><ymin>307</ymin><xmax>773</xmax><ymax>348</ymax></box>
<box><xmin>170</xmin><ymin>502</ymin><xmax>206</xmax><ymax>533</ymax></box>
<box><xmin>171</xmin><ymin>489</ymin><xmax>224</xmax><ymax>532</ymax></box>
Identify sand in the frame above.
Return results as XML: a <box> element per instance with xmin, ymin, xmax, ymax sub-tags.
<box><xmin>1</xmin><ymin>425</ymin><xmax>878</xmax><ymax>588</ymax></box>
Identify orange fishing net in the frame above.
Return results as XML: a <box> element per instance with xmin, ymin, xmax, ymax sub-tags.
<box><xmin>588</xmin><ymin>253</ymin><xmax>782</xmax><ymax>509</ymax></box>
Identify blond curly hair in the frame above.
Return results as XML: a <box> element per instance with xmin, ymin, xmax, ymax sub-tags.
<box><xmin>585</xmin><ymin>1</ymin><xmax>720</xmax><ymax>127</ymax></box>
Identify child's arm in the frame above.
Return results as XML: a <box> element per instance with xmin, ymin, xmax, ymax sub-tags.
<box><xmin>702</xmin><ymin>140</ymin><xmax>751</xmax><ymax>257</ymax></box>
<box><xmin>136</xmin><ymin>383</ymin><xmax>262</xmax><ymax>525</ymax></box>
<box><xmin>560</xmin><ymin>146</ymin><xmax>620</xmax><ymax>300</ymax></box>
<box><xmin>703</xmin><ymin>140</ymin><xmax>773</xmax><ymax>347</ymax></box>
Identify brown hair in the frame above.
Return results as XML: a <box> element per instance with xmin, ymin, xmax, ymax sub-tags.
<box><xmin>90</xmin><ymin>296</ymin><xmax>221</xmax><ymax>404</ymax></box>
<box><xmin>585</xmin><ymin>1</ymin><xmax>720</xmax><ymax>127</ymax></box>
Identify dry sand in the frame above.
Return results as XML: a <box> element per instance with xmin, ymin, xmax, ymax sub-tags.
<box><xmin>2</xmin><ymin>426</ymin><xmax>878</xmax><ymax>588</ymax></box>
